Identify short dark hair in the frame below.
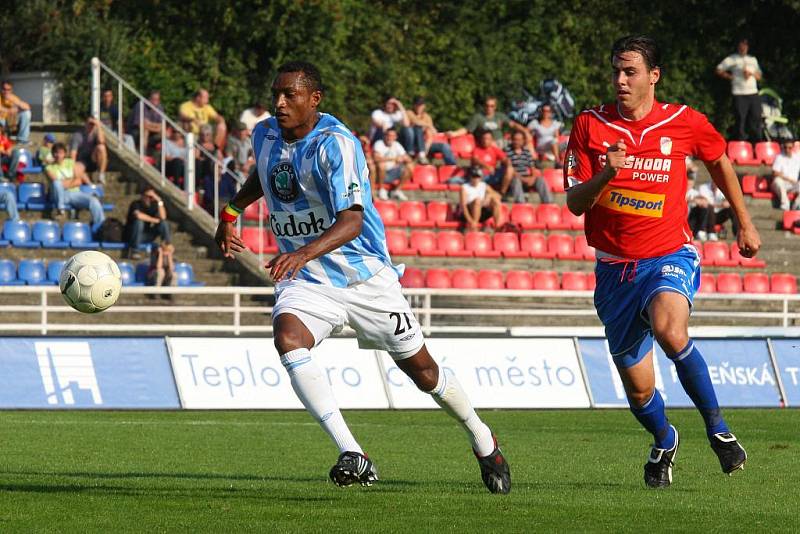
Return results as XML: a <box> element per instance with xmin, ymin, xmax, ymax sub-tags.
<box><xmin>141</xmin><ymin>185</ymin><xmax>155</xmax><ymax>195</ymax></box>
<box><xmin>276</xmin><ymin>61</ymin><xmax>323</xmax><ymax>93</ymax></box>
<box><xmin>610</xmin><ymin>35</ymin><xmax>661</xmax><ymax>71</ymax></box>
<box><xmin>52</xmin><ymin>142</ymin><xmax>67</xmax><ymax>154</ymax></box>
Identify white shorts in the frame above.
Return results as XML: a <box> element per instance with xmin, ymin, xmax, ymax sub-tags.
<box><xmin>272</xmin><ymin>267</ymin><xmax>425</xmax><ymax>360</ymax></box>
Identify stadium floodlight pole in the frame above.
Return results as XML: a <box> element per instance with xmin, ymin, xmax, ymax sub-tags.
<box><xmin>90</xmin><ymin>57</ymin><xmax>101</xmax><ymax>120</ymax></box>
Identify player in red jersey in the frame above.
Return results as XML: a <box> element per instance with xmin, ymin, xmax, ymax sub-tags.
<box><xmin>564</xmin><ymin>36</ymin><xmax>761</xmax><ymax>488</ymax></box>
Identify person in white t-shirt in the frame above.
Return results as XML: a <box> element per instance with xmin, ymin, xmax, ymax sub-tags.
<box><xmin>716</xmin><ymin>38</ymin><xmax>763</xmax><ymax>142</ymax></box>
<box><xmin>698</xmin><ymin>181</ymin><xmax>737</xmax><ymax>239</ymax></box>
<box><xmin>770</xmin><ymin>138</ymin><xmax>800</xmax><ymax>211</ymax></box>
<box><xmin>239</xmin><ymin>102</ymin><xmax>271</xmax><ymax>131</ymax></box>
<box><xmin>459</xmin><ymin>166</ymin><xmax>505</xmax><ymax>231</ymax></box>
<box><xmin>686</xmin><ymin>175</ymin><xmax>713</xmax><ymax>241</ymax></box>
<box><xmin>370</xmin><ymin>96</ymin><xmax>409</xmax><ymax>144</ymax></box>
<box><xmin>372</xmin><ymin>128</ymin><xmax>413</xmax><ymax>200</ymax></box>
<box><xmin>527</xmin><ymin>105</ymin><xmax>563</xmax><ymax>165</ymax></box>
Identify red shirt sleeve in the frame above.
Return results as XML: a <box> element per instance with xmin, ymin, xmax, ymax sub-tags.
<box><xmin>492</xmin><ymin>146</ymin><xmax>507</xmax><ymax>162</ymax></box>
<box><xmin>564</xmin><ymin>112</ymin><xmax>593</xmax><ymax>189</ymax></box>
<box><xmin>686</xmin><ymin>107</ymin><xmax>726</xmax><ymax>162</ymax></box>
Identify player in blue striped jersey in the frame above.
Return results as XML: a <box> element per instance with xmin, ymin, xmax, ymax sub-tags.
<box><xmin>215</xmin><ymin>61</ymin><xmax>510</xmax><ymax>493</ymax></box>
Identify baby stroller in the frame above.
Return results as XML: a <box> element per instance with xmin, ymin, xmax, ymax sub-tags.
<box><xmin>760</xmin><ymin>88</ymin><xmax>793</xmax><ymax>141</ymax></box>
<box><xmin>508</xmin><ymin>79</ymin><xmax>576</xmax><ymax>126</ymax></box>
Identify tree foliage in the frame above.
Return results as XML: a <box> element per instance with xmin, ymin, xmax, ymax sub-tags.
<box><xmin>2</xmin><ymin>0</ymin><xmax>799</xmax><ymax>136</ymax></box>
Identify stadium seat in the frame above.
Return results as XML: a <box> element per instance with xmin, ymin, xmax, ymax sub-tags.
<box><xmin>493</xmin><ymin>232</ymin><xmax>529</xmax><ymax>258</ymax></box>
<box><xmin>698</xmin><ymin>273</ymin><xmax>716</xmax><ymax>294</ymax></box>
<box><xmin>477</xmin><ymin>269</ymin><xmax>504</xmax><ymax>289</ymax></box>
<box><xmin>2</xmin><ymin>219</ymin><xmax>39</xmax><ymax>247</ymax></box>
<box><xmin>726</xmin><ymin>141</ymin><xmax>759</xmax><ymax>165</ymax></box>
<box><xmin>702</xmin><ymin>241</ymin><xmax>737</xmax><ymax>267</ymax></box>
<box><xmin>427</xmin><ymin>200</ymin><xmax>461</xmax><ymax>229</ymax></box>
<box><xmin>548</xmin><ymin>233</ymin><xmax>581</xmax><ymax>260</ymax></box>
<box><xmin>573</xmin><ymin>235</ymin><xmax>595</xmax><ymax>260</ymax></box>
<box><xmin>520</xmin><ymin>232</ymin><xmax>553</xmax><ymax>259</ymax></box>
<box><xmin>399</xmin><ymin>201</ymin><xmax>433</xmax><ymax>227</ymax></box>
<box><xmin>413</xmin><ymin>165</ymin><xmax>446</xmax><ymax>191</ymax></box>
<box><xmin>409</xmin><ymin>230</ymin><xmax>444</xmax><ymax>257</ymax></box>
<box><xmin>770</xmin><ymin>273</ymin><xmax>797</xmax><ymax>294</ymax></box>
<box><xmin>33</xmin><ymin>220</ymin><xmax>68</xmax><ymax>248</ymax></box>
<box><xmin>18</xmin><ymin>259</ymin><xmax>47</xmax><ymax>285</ymax></box>
<box><xmin>134</xmin><ymin>262</ymin><xmax>149</xmax><ymax>284</ymax></box>
<box><xmin>716</xmin><ymin>273</ymin><xmax>743</xmax><ymax>294</ymax></box>
<box><xmin>561</xmin><ymin>205</ymin><xmax>584</xmax><ymax>230</ymax></box>
<box><xmin>543</xmin><ymin>168</ymin><xmax>565</xmax><ymax>193</ymax></box>
<box><xmin>510</xmin><ymin>203</ymin><xmax>542</xmax><ymax>230</ymax></box>
<box><xmin>482</xmin><ymin>203</ymin><xmax>510</xmax><ymax>229</ymax></box>
<box><xmin>117</xmin><ymin>261</ymin><xmax>141</xmax><ymax>286</ymax></box>
<box><xmin>240</xmin><ymin>227</ymin><xmax>277</xmax><ymax>254</ymax></box>
<box><xmin>451</xmin><ymin>268</ymin><xmax>479</xmax><ymax>289</ymax></box>
<box><xmin>243</xmin><ymin>199</ymin><xmax>267</xmax><ymax>221</ymax></box>
<box><xmin>47</xmin><ymin>260</ymin><xmax>66</xmax><ymax>285</ymax></box>
<box><xmin>438</xmin><ymin>165</ymin><xmax>466</xmax><ymax>191</ymax></box>
<box><xmin>437</xmin><ymin>231</ymin><xmax>471</xmax><ymax>257</ymax></box>
<box><xmin>399</xmin><ymin>267</ymin><xmax>425</xmax><ymax>288</ymax></box>
<box><xmin>755</xmin><ymin>141</ymin><xmax>780</xmax><ymax>165</ymax></box>
<box><xmin>374</xmin><ymin>199</ymin><xmax>403</xmax><ymax>227</ymax></box>
<box><xmin>175</xmin><ymin>262</ymin><xmax>204</xmax><ymax>286</ymax></box>
<box><xmin>425</xmin><ymin>268</ymin><xmax>452</xmax><ymax>289</ymax></box>
<box><xmin>79</xmin><ymin>184</ymin><xmax>104</xmax><ymax>198</ymax></box>
<box><xmin>62</xmin><ymin>221</ymin><xmax>99</xmax><ymax>249</ymax></box>
<box><xmin>506</xmin><ymin>270</ymin><xmax>534</xmax><ymax>290</ymax></box>
<box><xmin>449</xmin><ymin>134</ymin><xmax>476</xmax><ymax>159</ymax></box>
<box><xmin>18</xmin><ymin>182</ymin><xmax>47</xmax><ymax>209</ymax></box>
<box><xmin>586</xmin><ymin>271</ymin><xmax>596</xmax><ymax>290</ymax></box>
<box><xmin>0</xmin><ymin>181</ymin><xmax>15</xmax><ymax>208</ymax></box>
<box><xmin>0</xmin><ymin>259</ymin><xmax>23</xmax><ymax>285</ymax></box>
<box><xmin>561</xmin><ymin>271</ymin><xmax>589</xmax><ymax>291</ymax></box>
<box><xmin>782</xmin><ymin>211</ymin><xmax>800</xmax><ymax>231</ymax></box>
<box><xmin>385</xmin><ymin>228</ymin><xmax>411</xmax><ymax>255</ymax></box>
<box><xmin>743</xmin><ymin>272</ymin><xmax>769</xmax><ymax>294</ymax></box>
<box><xmin>730</xmin><ymin>243</ymin><xmax>766</xmax><ymax>268</ymax></box>
<box><xmin>740</xmin><ymin>174</ymin><xmax>757</xmax><ymax>195</ymax></box>
<box><xmin>537</xmin><ymin>203</ymin><xmax>567</xmax><ymax>229</ymax></box>
<box><xmin>533</xmin><ymin>270</ymin><xmax>559</xmax><ymax>290</ymax></box>
<box><xmin>751</xmin><ymin>176</ymin><xmax>772</xmax><ymax>199</ymax></box>
<box><xmin>464</xmin><ymin>231</ymin><xmax>501</xmax><ymax>258</ymax></box>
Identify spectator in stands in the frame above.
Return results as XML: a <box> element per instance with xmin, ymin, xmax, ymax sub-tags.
<box><xmin>686</xmin><ymin>155</ymin><xmax>699</xmax><ymax>181</ymax></box>
<box><xmin>504</xmin><ymin>131</ymin><xmax>553</xmax><ymax>204</ymax></box>
<box><xmin>0</xmin><ymin>185</ymin><xmax>18</xmax><ymax>220</ymax></box>
<box><xmin>0</xmin><ymin>123</ymin><xmax>24</xmax><ymax>181</ymax></box>
<box><xmin>527</xmin><ymin>105</ymin><xmax>562</xmax><ymax>166</ymax></box>
<box><xmin>472</xmin><ymin>129</ymin><xmax>512</xmax><ymax>195</ymax></box>
<box><xmin>162</xmin><ymin>124</ymin><xmax>186</xmax><ymax>187</ymax></box>
<box><xmin>225</xmin><ymin>122</ymin><xmax>254</xmax><ymax>175</ymax></box>
<box><xmin>239</xmin><ymin>101</ymin><xmax>270</xmax><ymax>131</ymax></box>
<box><xmin>686</xmin><ymin>177</ymin><xmax>714</xmax><ymax>240</ymax></box>
<box><xmin>358</xmin><ymin>134</ymin><xmax>378</xmax><ymax>199</ymax></box>
<box><xmin>459</xmin><ymin>166</ymin><xmax>505</xmax><ymax>231</ymax></box>
<box><xmin>128</xmin><ymin>90</ymin><xmax>165</xmax><ymax>153</ymax></box>
<box><xmin>179</xmin><ymin>88</ymin><xmax>227</xmax><ymax>148</ymax></box>
<box><xmin>147</xmin><ymin>242</ymin><xmax>177</xmax><ymax>291</ymax></box>
<box><xmin>36</xmin><ymin>133</ymin><xmax>56</xmax><ymax>166</ymax></box>
<box><xmin>716</xmin><ymin>38</ymin><xmax>763</xmax><ymax>142</ymax></box>
<box><xmin>70</xmin><ymin>116</ymin><xmax>108</xmax><ymax>184</ymax></box>
<box><xmin>195</xmin><ymin>124</ymin><xmax>223</xmax><ymax>209</ymax></box>
<box><xmin>400</xmin><ymin>96</ymin><xmax>457</xmax><ymax>165</ymax></box>
<box><xmin>0</xmin><ymin>80</ymin><xmax>31</xmax><ymax>145</ymax></box>
<box><xmin>770</xmin><ymin>137</ymin><xmax>800</xmax><ymax>211</ymax></box>
<box><xmin>699</xmin><ymin>181</ymin><xmax>738</xmax><ymax>239</ymax></box>
<box><xmin>373</xmin><ymin>128</ymin><xmax>412</xmax><ymax>201</ymax></box>
<box><xmin>370</xmin><ymin>96</ymin><xmax>409</xmax><ymax>144</ymax></box>
<box><xmin>125</xmin><ymin>185</ymin><xmax>170</xmax><ymax>259</ymax></box>
<box><xmin>451</xmin><ymin>96</ymin><xmax>529</xmax><ymax>148</ymax></box>
<box><xmin>98</xmin><ymin>89</ymin><xmax>119</xmax><ymax>131</ymax></box>
<box><xmin>46</xmin><ymin>142</ymin><xmax>105</xmax><ymax>234</ymax></box>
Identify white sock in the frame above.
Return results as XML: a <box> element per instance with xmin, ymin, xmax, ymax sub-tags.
<box><xmin>280</xmin><ymin>349</ymin><xmax>362</xmax><ymax>454</ymax></box>
<box><xmin>427</xmin><ymin>368</ymin><xmax>495</xmax><ymax>457</ymax></box>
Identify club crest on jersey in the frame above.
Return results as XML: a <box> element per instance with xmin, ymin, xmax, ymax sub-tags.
<box><xmin>660</xmin><ymin>137</ymin><xmax>673</xmax><ymax>156</ymax></box>
<box><xmin>270</xmin><ymin>162</ymin><xmax>299</xmax><ymax>202</ymax></box>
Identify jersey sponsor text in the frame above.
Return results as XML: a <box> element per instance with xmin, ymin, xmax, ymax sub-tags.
<box><xmin>600</xmin><ymin>188</ymin><xmax>665</xmax><ymax>218</ymax></box>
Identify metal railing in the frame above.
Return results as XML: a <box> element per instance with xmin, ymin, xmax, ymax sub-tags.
<box><xmin>1</xmin><ymin>286</ymin><xmax>799</xmax><ymax>335</ymax></box>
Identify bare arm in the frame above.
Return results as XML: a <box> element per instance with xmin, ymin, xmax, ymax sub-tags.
<box><xmin>566</xmin><ymin>140</ymin><xmax>627</xmax><ymax>215</ymax></box>
<box><xmin>715</xmin><ymin>68</ymin><xmax>733</xmax><ymax>81</ymax></box>
<box><xmin>215</xmin><ymin>166</ymin><xmax>264</xmax><ymax>258</ymax></box>
<box><xmin>705</xmin><ymin>154</ymin><xmax>761</xmax><ymax>257</ymax></box>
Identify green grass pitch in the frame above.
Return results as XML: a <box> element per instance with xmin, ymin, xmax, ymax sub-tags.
<box><xmin>0</xmin><ymin>409</ymin><xmax>797</xmax><ymax>532</ymax></box>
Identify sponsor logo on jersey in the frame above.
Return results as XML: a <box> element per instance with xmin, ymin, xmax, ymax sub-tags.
<box><xmin>269</xmin><ymin>162</ymin><xmax>299</xmax><ymax>202</ymax></box>
<box><xmin>344</xmin><ymin>182</ymin><xmax>361</xmax><ymax>199</ymax></box>
<box><xmin>599</xmin><ymin>188</ymin><xmax>665</xmax><ymax>217</ymax></box>
<box><xmin>660</xmin><ymin>137</ymin><xmax>673</xmax><ymax>155</ymax></box>
<box><xmin>269</xmin><ymin>208</ymin><xmax>331</xmax><ymax>238</ymax></box>
<box><xmin>305</xmin><ymin>138</ymin><xmax>319</xmax><ymax>159</ymax></box>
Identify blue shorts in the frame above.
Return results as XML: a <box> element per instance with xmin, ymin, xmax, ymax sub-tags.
<box><xmin>594</xmin><ymin>245</ymin><xmax>700</xmax><ymax>368</ymax></box>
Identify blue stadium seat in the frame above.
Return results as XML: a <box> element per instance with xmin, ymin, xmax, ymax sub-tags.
<box><xmin>2</xmin><ymin>219</ymin><xmax>40</xmax><ymax>247</ymax></box>
<box><xmin>21</xmin><ymin>166</ymin><xmax>43</xmax><ymax>175</ymax></box>
<box><xmin>135</xmin><ymin>262</ymin><xmax>149</xmax><ymax>284</ymax></box>
<box><xmin>117</xmin><ymin>261</ymin><xmax>142</xmax><ymax>286</ymax></box>
<box><xmin>62</xmin><ymin>221</ymin><xmax>99</xmax><ymax>248</ymax></box>
<box><xmin>0</xmin><ymin>259</ymin><xmax>24</xmax><ymax>285</ymax></box>
<box><xmin>18</xmin><ymin>259</ymin><xmax>48</xmax><ymax>285</ymax></box>
<box><xmin>47</xmin><ymin>260</ymin><xmax>66</xmax><ymax>284</ymax></box>
<box><xmin>33</xmin><ymin>220</ymin><xmax>68</xmax><ymax>248</ymax></box>
<box><xmin>79</xmin><ymin>184</ymin><xmax>104</xmax><ymax>198</ymax></box>
<box><xmin>174</xmin><ymin>262</ymin><xmax>204</xmax><ymax>286</ymax></box>
<box><xmin>0</xmin><ymin>181</ymin><xmax>15</xmax><ymax>205</ymax></box>
<box><xmin>18</xmin><ymin>182</ymin><xmax>47</xmax><ymax>210</ymax></box>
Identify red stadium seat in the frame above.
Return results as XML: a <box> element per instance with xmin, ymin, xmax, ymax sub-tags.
<box><xmin>374</xmin><ymin>200</ymin><xmax>403</xmax><ymax>227</ymax></box>
<box><xmin>436</xmin><ymin>231</ymin><xmax>471</xmax><ymax>257</ymax></box>
<box><xmin>726</xmin><ymin>141</ymin><xmax>759</xmax><ymax>165</ymax></box>
<box><xmin>505</xmin><ymin>270</ymin><xmax>534</xmax><ymax>290</ymax></box>
<box><xmin>243</xmin><ymin>199</ymin><xmax>267</xmax><ymax>221</ymax></box>
<box><xmin>740</xmin><ymin>174</ymin><xmax>756</xmax><ymax>195</ymax></box>
<box><xmin>755</xmin><ymin>141</ymin><xmax>780</xmax><ymax>165</ymax></box>
<box><xmin>560</xmin><ymin>204</ymin><xmax>584</xmax><ymax>230</ymax></box>
<box><xmin>743</xmin><ymin>272</ymin><xmax>769</xmax><ymax>293</ymax></box>
<box><xmin>548</xmin><ymin>233</ymin><xmax>581</xmax><ymax>260</ymax></box>
<box><xmin>543</xmin><ymin>168</ymin><xmax>565</xmax><ymax>193</ymax></box>
<box><xmin>536</xmin><ymin>203</ymin><xmax>565</xmax><ymax>229</ymax></box>
<box><xmin>698</xmin><ymin>273</ymin><xmax>716</xmax><ymax>294</ymax></box>
<box><xmin>413</xmin><ymin>165</ymin><xmax>447</xmax><ymax>191</ymax></box>
<box><xmin>399</xmin><ymin>201</ymin><xmax>433</xmax><ymax>227</ymax></box>
<box><xmin>520</xmin><ymin>232</ymin><xmax>553</xmax><ymax>259</ymax></box>
<box><xmin>385</xmin><ymin>229</ymin><xmax>411</xmax><ymax>255</ymax></box>
<box><xmin>770</xmin><ymin>273</ymin><xmax>797</xmax><ymax>294</ymax></box>
<box><xmin>431</xmin><ymin>132</ymin><xmax>449</xmax><ymax>144</ymax></box>
<box><xmin>428</xmin><ymin>201</ymin><xmax>461</xmax><ymax>229</ymax></box>
<box><xmin>703</xmin><ymin>241</ymin><xmax>738</xmax><ymax>267</ymax></box>
<box><xmin>410</xmin><ymin>230</ymin><xmax>444</xmax><ymax>257</ymax></box>
<box><xmin>561</xmin><ymin>271</ymin><xmax>589</xmax><ymax>291</ymax></box>
<box><xmin>449</xmin><ymin>134</ymin><xmax>476</xmax><ymax>159</ymax></box>
<box><xmin>477</xmin><ymin>269</ymin><xmax>504</xmax><ymax>289</ymax></box>
<box><xmin>510</xmin><ymin>203</ymin><xmax>543</xmax><ymax>230</ymax></box>
<box><xmin>400</xmin><ymin>267</ymin><xmax>425</xmax><ymax>288</ymax></box>
<box><xmin>451</xmin><ymin>268</ymin><xmax>479</xmax><ymax>289</ymax></box>
<box><xmin>483</xmin><ymin>203</ymin><xmax>511</xmax><ymax>229</ymax></box>
<box><xmin>716</xmin><ymin>273</ymin><xmax>743</xmax><ymax>294</ymax></box>
<box><xmin>533</xmin><ymin>271</ymin><xmax>559</xmax><ymax>290</ymax></box>
<box><xmin>730</xmin><ymin>243</ymin><xmax>766</xmax><ymax>268</ymax></box>
<box><xmin>573</xmin><ymin>235</ymin><xmax>595</xmax><ymax>260</ymax></box>
<box><xmin>464</xmin><ymin>231</ymin><xmax>501</xmax><ymax>258</ymax></box>
<box><xmin>493</xmin><ymin>232</ymin><xmax>529</xmax><ymax>258</ymax></box>
<box><xmin>438</xmin><ymin>165</ymin><xmax>466</xmax><ymax>191</ymax></box>
<box><xmin>782</xmin><ymin>210</ymin><xmax>800</xmax><ymax>231</ymax></box>
<box><xmin>751</xmin><ymin>176</ymin><xmax>772</xmax><ymax>199</ymax></box>
<box><xmin>241</xmin><ymin>227</ymin><xmax>276</xmax><ymax>254</ymax></box>
<box><xmin>586</xmin><ymin>271</ymin><xmax>596</xmax><ymax>290</ymax></box>
<box><xmin>426</xmin><ymin>268</ymin><xmax>452</xmax><ymax>289</ymax></box>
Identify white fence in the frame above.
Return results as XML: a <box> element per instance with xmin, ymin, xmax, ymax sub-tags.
<box><xmin>1</xmin><ymin>286</ymin><xmax>799</xmax><ymax>335</ymax></box>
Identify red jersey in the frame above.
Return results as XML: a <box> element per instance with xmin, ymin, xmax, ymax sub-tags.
<box><xmin>473</xmin><ymin>144</ymin><xmax>506</xmax><ymax>168</ymax></box>
<box><xmin>564</xmin><ymin>101</ymin><xmax>726</xmax><ymax>259</ymax></box>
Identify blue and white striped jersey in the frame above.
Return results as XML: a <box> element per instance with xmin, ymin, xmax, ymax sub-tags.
<box><xmin>252</xmin><ymin>113</ymin><xmax>400</xmax><ymax>287</ymax></box>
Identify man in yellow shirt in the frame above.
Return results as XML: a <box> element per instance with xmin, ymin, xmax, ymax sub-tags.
<box><xmin>0</xmin><ymin>80</ymin><xmax>31</xmax><ymax>144</ymax></box>
<box><xmin>178</xmin><ymin>88</ymin><xmax>226</xmax><ymax>148</ymax></box>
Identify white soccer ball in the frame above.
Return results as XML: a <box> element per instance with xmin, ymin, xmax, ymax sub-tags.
<box><xmin>59</xmin><ymin>250</ymin><xmax>122</xmax><ymax>313</ymax></box>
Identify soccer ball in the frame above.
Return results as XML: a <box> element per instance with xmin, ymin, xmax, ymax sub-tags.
<box><xmin>59</xmin><ymin>251</ymin><xmax>122</xmax><ymax>313</ymax></box>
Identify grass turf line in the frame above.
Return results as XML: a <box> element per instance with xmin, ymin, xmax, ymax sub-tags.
<box><xmin>0</xmin><ymin>409</ymin><xmax>797</xmax><ymax>533</ymax></box>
